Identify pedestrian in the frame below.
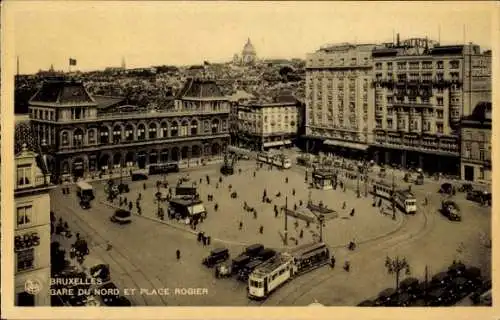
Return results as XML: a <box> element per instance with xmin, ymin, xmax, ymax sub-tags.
<box><xmin>229</xmin><ymin>184</ymin><xmax>232</xmax><ymax>190</ymax></box>
<box><xmin>294</xmin><ymin>203</ymin><xmax>297</xmax><ymax>211</ymax></box>
<box><xmin>202</xmin><ymin>235</ymin><xmax>207</xmax><ymax>246</ymax></box>
<box><xmin>216</xmin><ymin>183</ymin><xmax>219</xmax><ymax>189</ymax></box>
<box><xmin>253</xmin><ymin>211</ymin><xmax>257</xmax><ymax>219</ymax></box>
<box><xmin>285</xmin><ymin>177</ymin><xmax>289</xmax><ymax>184</ymax></box>
<box><xmin>219</xmin><ymin>177</ymin><xmax>222</xmax><ymax>183</ymax></box>
<box><xmin>200</xmin><ymin>178</ymin><xmax>203</xmax><ymax>184</ymax></box>
<box><xmin>214</xmin><ymin>203</ymin><xmax>218</xmax><ymax>211</ymax></box>
<box><xmin>176</xmin><ymin>249</ymin><xmax>181</xmax><ymax>260</ymax></box>
<box><xmin>330</xmin><ymin>256</ymin><xmax>336</xmax><ymax>269</ymax></box>
<box><xmin>292</xmin><ymin>188</ymin><xmax>296</xmax><ymax>196</ymax></box>
<box><xmin>239</xmin><ymin>221</ymin><xmax>243</xmax><ymax>230</ymax></box>
<box><xmin>424</xmin><ymin>197</ymin><xmax>428</xmax><ymax>206</ymax></box>
<box><xmin>239</xmin><ymin>168</ymin><xmax>242</xmax><ymax>175</ymax></box>
<box><xmin>207</xmin><ymin>236</ymin><xmax>211</xmax><ymax>245</ymax></box>
<box><xmin>378</xmin><ymin>199</ymin><xmax>382</xmax><ymax>207</ymax></box>
<box><xmin>138</xmin><ymin>207</ymin><xmax>142</xmax><ymax>215</ymax></box>
<box><xmin>129</xmin><ymin>201</ymin><xmax>133</xmax><ymax>211</ymax></box>
<box><xmin>253</xmin><ymin>171</ymin><xmax>256</xmax><ymax>178</ymax></box>
<box><xmin>306</xmin><ymin>221</ymin><xmax>310</xmax><ymax>228</ymax></box>
<box><xmin>299</xmin><ymin>200</ymin><xmax>303</xmax><ymax>206</ymax></box>
<box><xmin>143</xmin><ymin>183</ymin><xmax>146</xmax><ymax>190</ymax></box>
<box><xmin>300</xmin><ymin>229</ymin><xmax>303</xmax><ymax>238</ymax></box>
<box><xmin>350</xmin><ymin>208</ymin><xmax>355</xmax><ymax>217</ymax></box>
<box><xmin>342</xmin><ymin>201</ymin><xmax>346</xmax><ymax>209</ymax></box>
<box><xmin>259</xmin><ymin>225</ymin><xmax>264</xmax><ymax>234</ymax></box>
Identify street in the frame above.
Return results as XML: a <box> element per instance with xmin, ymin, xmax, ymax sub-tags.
<box><xmin>51</xmin><ymin>160</ymin><xmax>491</xmax><ymax>306</ymax></box>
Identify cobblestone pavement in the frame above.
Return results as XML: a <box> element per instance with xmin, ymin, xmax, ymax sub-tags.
<box><xmin>51</xmin><ymin>159</ymin><xmax>491</xmax><ymax>306</ymax></box>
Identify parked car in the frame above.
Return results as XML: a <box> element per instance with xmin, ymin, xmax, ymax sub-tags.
<box><xmin>466</xmin><ymin>190</ymin><xmax>491</xmax><ymax>205</ymax></box>
<box><xmin>231</xmin><ymin>254</ymin><xmax>251</xmax><ymax>274</ymax></box>
<box><xmin>458</xmin><ymin>183</ymin><xmax>473</xmax><ymax>193</ymax></box>
<box><xmin>255</xmin><ymin>248</ymin><xmax>277</xmax><ymax>262</ymax></box>
<box><xmin>441</xmin><ymin>200</ymin><xmax>461</xmax><ymax>221</ymax></box>
<box><xmin>202</xmin><ymin>248</ymin><xmax>230</xmax><ymax>268</ymax></box>
<box><xmin>80</xmin><ymin>200</ymin><xmax>91</xmax><ymax>210</ymax></box>
<box><xmin>439</xmin><ymin>183</ymin><xmax>453</xmax><ymax>194</ymax></box>
<box><xmin>244</xmin><ymin>244</ymin><xmax>265</xmax><ymax>257</ymax></box>
<box><xmin>110</xmin><ymin>209</ymin><xmax>132</xmax><ymax>224</ymax></box>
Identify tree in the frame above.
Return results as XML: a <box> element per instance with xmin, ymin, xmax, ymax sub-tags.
<box><xmin>385</xmin><ymin>256</ymin><xmax>411</xmax><ymax>290</ymax></box>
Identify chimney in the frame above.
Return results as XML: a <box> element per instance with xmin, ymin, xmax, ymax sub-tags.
<box><xmin>396</xmin><ymin>33</ymin><xmax>400</xmax><ymax>46</ymax></box>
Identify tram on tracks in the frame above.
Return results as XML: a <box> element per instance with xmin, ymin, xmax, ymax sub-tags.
<box><xmin>247</xmin><ymin>242</ymin><xmax>330</xmax><ymax>300</ymax></box>
<box><xmin>372</xmin><ymin>181</ymin><xmax>417</xmax><ymax>214</ymax></box>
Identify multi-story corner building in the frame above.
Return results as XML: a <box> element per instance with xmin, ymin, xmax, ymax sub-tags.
<box><xmin>236</xmin><ymin>98</ymin><xmax>301</xmax><ymax>151</ymax></box>
<box><xmin>14</xmin><ymin>143</ymin><xmax>54</xmax><ymax>306</ymax></box>
<box><xmin>305</xmin><ymin>43</ymin><xmax>376</xmax><ymax>159</ymax></box>
<box><xmin>460</xmin><ymin>102</ymin><xmax>492</xmax><ymax>183</ymax></box>
<box><xmin>371</xmin><ymin>37</ymin><xmax>491</xmax><ymax>174</ymax></box>
<box><xmin>28</xmin><ymin>78</ymin><xmax>230</xmax><ymax>180</ymax></box>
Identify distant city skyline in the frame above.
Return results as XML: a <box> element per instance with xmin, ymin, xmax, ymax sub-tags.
<box><xmin>6</xmin><ymin>1</ymin><xmax>495</xmax><ymax>74</ymax></box>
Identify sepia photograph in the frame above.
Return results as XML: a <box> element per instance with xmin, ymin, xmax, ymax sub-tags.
<box><xmin>1</xmin><ymin>1</ymin><xmax>498</xmax><ymax>319</ymax></box>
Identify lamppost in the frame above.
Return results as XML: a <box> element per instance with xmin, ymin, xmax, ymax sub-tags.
<box><xmin>385</xmin><ymin>256</ymin><xmax>411</xmax><ymax>290</ymax></box>
<box><xmin>284</xmin><ymin>196</ymin><xmax>288</xmax><ymax>246</ymax></box>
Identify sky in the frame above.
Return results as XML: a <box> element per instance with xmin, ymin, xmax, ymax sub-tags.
<box><xmin>6</xmin><ymin>1</ymin><xmax>496</xmax><ymax>74</ymax></box>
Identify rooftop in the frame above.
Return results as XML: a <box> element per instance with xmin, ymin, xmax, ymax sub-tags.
<box><xmin>30</xmin><ymin>79</ymin><xmax>97</xmax><ymax>106</ymax></box>
<box><xmin>176</xmin><ymin>78</ymin><xmax>226</xmax><ymax>100</ymax></box>
<box><xmin>93</xmin><ymin>95</ymin><xmax>126</xmax><ymax>109</ymax></box>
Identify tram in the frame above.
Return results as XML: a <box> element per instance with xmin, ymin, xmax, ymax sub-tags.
<box><xmin>247</xmin><ymin>242</ymin><xmax>330</xmax><ymax>300</ymax></box>
<box><xmin>394</xmin><ymin>190</ymin><xmax>417</xmax><ymax>214</ymax></box>
<box><xmin>257</xmin><ymin>152</ymin><xmax>292</xmax><ymax>169</ymax></box>
<box><xmin>371</xmin><ymin>180</ymin><xmax>394</xmax><ymax>200</ymax></box>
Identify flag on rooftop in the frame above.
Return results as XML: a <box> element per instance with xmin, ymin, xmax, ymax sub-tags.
<box><xmin>69</xmin><ymin>58</ymin><xmax>77</xmax><ymax>66</ymax></box>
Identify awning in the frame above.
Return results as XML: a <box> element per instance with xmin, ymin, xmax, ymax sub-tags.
<box><xmin>323</xmin><ymin>139</ymin><xmax>368</xmax><ymax>151</ymax></box>
<box><xmin>263</xmin><ymin>141</ymin><xmax>284</xmax><ymax>147</ymax></box>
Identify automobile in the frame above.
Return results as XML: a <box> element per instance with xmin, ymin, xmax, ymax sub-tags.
<box><xmin>237</xmin><ymin>259</ymin><xmax>264</xmax><ymax>281</ymax></box>
<box><xmin>231</xmin><ymin>254</ymin><xmax>251</xmax><ymax>274</ymax></box>
<box><xmin>110</xmin><ymin>209</ymin><xmax>132</xmax><ymax>224</ymax></box>
<box><xmin>439</xmin><ymin>183</ymin><xmax>453</xmax><ymax>194</ymax></box>
<box><xmin>80</xmin><ymin>200</ymin><xmax>91</xmax><ymax>210</ymax></box>
<box><xmin>255</xmin><ymin>248</ymin><xmax>277</xmax><ymax>262</ymax></box>
<box><xmin>357</xmin><ymin>299</ymin><xmax>376</xmax><ymax>306</ymax></box>
<box><xmin>431</xmin><ymin>272</ymin><xmax>452</xmax><ymax>288</ymax></box>
<box><xmin>215</xmin><ymin>262</ymin><xmax>232</xmax><ymax>278</ymax></box>
<box><xmin>374</xmin><ymin>288</ymin><xmax>397</xmax><ymax>306</ymax></box>
<box><xmin>458</xmin><ymin>183</ymin><xmax>473</xmax><ymax>193</ymax></box>
<box><xmin>440</xmin><ymin>200</ymin><xmax>461</xmax><ymax>221</ymax></box>
<box><xmin>244</xmin><ymin>244</ymin><xmax>265</xmax><ymax>257</ymax></box>
<box><xmin>220</xmin><ymin>164</ymin><xmax>234</xmax><ymax>176</ymax></box>
<box><xmin>466</xmin><ymin>190</ymin><xmax>491</xmax><ymax>205</ymax></box>
<box><xmin>447</xmin><ymin>262</ymin><xmax>466</xmax><ymax>278</ymax></box>
<box><xmin>131</xmin><ymin>172</ymin><xmax>148</xmax><ymax>181</ymax></box>
<box><xmin>98</xmin><ymin>282</ymin><xmax>120</xmax><ymax>306</ymax></box>
<box><xmin>202</xmin><ymin>248</ymin><xmax>230</xmax><ymax>268</ymax></box>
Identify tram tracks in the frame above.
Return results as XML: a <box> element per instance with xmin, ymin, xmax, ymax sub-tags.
<box><xmin>53</xmin><ymin>195</ymin><xmax>170</xmax><ymax>306</ymax></box>
<box><xmin>261</xmin><ymin>204</ymin><xmax>436</xmax><ymax>306</ymax></box>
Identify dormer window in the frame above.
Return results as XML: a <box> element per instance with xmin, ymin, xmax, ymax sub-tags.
<box><xmin>17</xmin><ymin>164</ymin><xmax>32</xmax><ymax>187</ymax></box>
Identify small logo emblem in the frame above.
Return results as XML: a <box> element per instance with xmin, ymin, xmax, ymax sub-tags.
<box><xmin>24</xmin><ymin>278</ymin><xmax>42</xmax><ymax>295</ymax></box>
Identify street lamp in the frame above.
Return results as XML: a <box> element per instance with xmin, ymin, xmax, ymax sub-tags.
<box><xmin>284</xmin><ymin>196</ymin><xmax>288</xmax><ymax>246</ymax></box>
<box><xmin>385</xmin><ymin>256</ymin><xmax>411</xmax><ymax>290</ymax></box>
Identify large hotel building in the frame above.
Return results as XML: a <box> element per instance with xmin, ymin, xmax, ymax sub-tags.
<box><xmin>28</xmin><ymin>78</ymin><xmax>230</xmax><ymax>180</ymax></box>
<box><xmin>305</xmin><ymin>37</ymin><xmax>491</xmax><ymax>175</ymax></box>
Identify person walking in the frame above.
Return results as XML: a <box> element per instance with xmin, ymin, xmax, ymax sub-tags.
<box><xmin>214</xmin><ymin>203</ymin><xmax>219</xmax><ymax>211</ymax></box>
<box><xmin>350</xmin><ymin>208</ymin><xmax>355</xmax><ymax>217</ymax></box>
<box><xmin>253</xmin><ymin>211</ymin><xmax>257</xmax><ymax>219</ymax></box>
<box><xmin>259</xmin><ymin>225</ymin><xmax>264</xmax><ymax>234</ymax></box>
<box><xmin>330</xmin><ymin>256</ymin><xmax>336</xmax><ymax>269</ymax></box>
<box><xmin>292</xmin><ymin>188</ymin><xmax>296</xmax><ymax>196</ymax></box>
<box><xmin>176</xmin><ymin>249</ymin><xmax>181</xmax><ymax>260</ymax></box>
<box><xmin>239</xmin><ymin>221</ymin><xmax>243</xmax><ymax>230</ymax></box>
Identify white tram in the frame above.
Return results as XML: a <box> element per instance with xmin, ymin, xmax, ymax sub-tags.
<box><xmin>257</xmin><ymin>152</ymin><xmax>292</xmax><ymax>169</ymax></box>
<box><xmin>248</xmin><ymin>254</ymin><xmax>293</xmax><ymax>300</ymax></box>
<box><xmin>394</xmin><ymin>190</ymin><xmax>417</xmax><ymax>214</ymax></box>
<box><xmin>247</xmin><ymin>242</ymin><xmax>330</xmax><ymax>300</ymax></box>
<box><xmin>372</xmin><ymin>180</ymin><xmax>394</xmax><ymax>200</ymax></box>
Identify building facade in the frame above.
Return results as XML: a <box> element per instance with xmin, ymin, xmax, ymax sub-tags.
<box><xmin>28</xmin><ymin>78</ymin><xmax>230</xmax><ymax>180</ymax></box>
<box><xmin>241</xmin><ymin>38</ymin><xmax>257</xmax><ymax>65</ymax></box>
<box><xmin>371</xmin><ymin>37</ymin><xmax>492</xmax><ymax>174</ymax></box>
<box><xmin>14</xmin><ymin>144</ymin><xmax>54</xmax><ymax>306</ymax></box>
<box><xmin>460</xmin><ymin>102</ymin><xmax>492</xmax><ymax>182</ymax></box>
<box><xmin>305</xmin><ymin>43</ymin><xmax>376</xmax><ymax>159</ymax></box>
<box><xmin>236</xmin><ymin>100</ymin><xmax>301</xmax><ymax>151</ymax></box>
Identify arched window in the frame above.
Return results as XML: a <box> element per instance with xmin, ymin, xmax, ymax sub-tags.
<box><xmin>190</xmin><ymin>120</ymin><xmax>198</xmax><ymax>136</ymax></box>
<box><xmin>125</xmin><ymin>124</ymin><xmax>134</xmax><ymax>141</ymax></box>
<box><xmin>61</xmin><ymin>131</ymin><xmax>69</xmax><ymax>146</ymax></box>
<box><xmin>113</xmin><ymin>125</ymin><xmax>122</xmax><ymax>144</ymax></box>
<box><xmin>181</xmin><ymin>121</ymin><xmax>189</xmax><ymax>136</ymax></box>
<box><xmin>99</xmin><ymin>126</ymin><xmax>110</xmax><ymax>144</ymax></box>
<box><xmin>149</xmin><ymin>123</ymin><xmax>157</xmax><ymax>139</ymax></box>
<box><xmin>171</xmin><ymin>121</ymin><xmax>178</xmax><ymax>137</ymax></box>
<box><xmin>161</xmin><ymin>122</ymin><xmax>168</xmax><ymax>138</ymax></box>
<box><xmin>73</xmin><ymin>129</ymin><xmax>84</xmax><ymax>147</ymax></box>
<box><xmin>137</xmin><ymin>124</ymin><xmax>146</xmax><ymax>140</ymax></box>
<box><xmin>88</xmin><ymin>129</ymin><xmax>96</xmax><ymax>144</ymax></box>
<box><xmin>212</xmin><ymin>119</ymin><xmax>220</xmax><ymax>134</ymax></box>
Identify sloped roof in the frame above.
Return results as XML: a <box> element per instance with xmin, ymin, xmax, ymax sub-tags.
<box><xmin>14</xmin><ymin>121</ymin><xmax>49</xmax><ymax>174</ymax></box>
<box><xmin>30</xmin><ymin>80</ymin><xmax>96</xmax><ymax>105</ymax></box>
<box><xmin>93</xmin><ymin>95</ymin><xmax>126</xmax><ymax>109</ymax></box>
<box><xmin>177</xmin><ymin>78</ymin><xmax>225</xmax><ymax>99</ymax></box>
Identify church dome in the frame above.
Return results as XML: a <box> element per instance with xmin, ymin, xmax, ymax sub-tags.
<box><xmin>242</xmin><ymin>38</ymin><xmax>256</xmax><ymax>55</ymax></box>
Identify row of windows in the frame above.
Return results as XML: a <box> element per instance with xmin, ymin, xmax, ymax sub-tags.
<box><xmin>31</xmin><ymin>108</ymin><xmax>56</xmax><ymax>121</ymax></box>
<box><xmin>375</xmin><ymin>60</ymin><xmax>460</xmax><ymax>70</ymax></box>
